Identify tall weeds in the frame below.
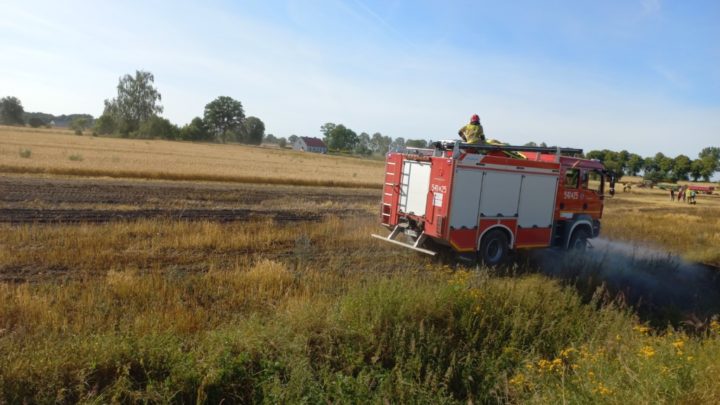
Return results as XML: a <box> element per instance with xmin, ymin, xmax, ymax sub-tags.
<box><xmin>2</xmin><ymin>218</ymin><xmax>720</xmax><ymax>403</ymax></box>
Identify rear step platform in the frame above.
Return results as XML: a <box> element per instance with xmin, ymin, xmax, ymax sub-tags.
<box><xmin>371</xmin><ymin>226</ymin><xmax>437</xmax><ymax>256</ymax></box>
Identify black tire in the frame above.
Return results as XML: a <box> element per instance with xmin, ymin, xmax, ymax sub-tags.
<box><xmin>568</xmin><ymin>227</ymin><xmax>590</xmax><ymax>251</ymax></box>
<box><xmin>478</xmin><ymin>229</ymin><xmax>509</xmax><ymax>266</ymax></box>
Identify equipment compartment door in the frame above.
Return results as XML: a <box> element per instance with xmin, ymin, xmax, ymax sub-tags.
<box><xmin>399</xmin><ymin>161</ymin><xmax>432</xmax><ymax>216</ymax></box>
<box><xmin>479</xmin><ymin>171</ymin><xmax>522</xmax><ymax>218</ymax></box>
<box><xmin>449</xmin><ymin>168</ymin><xmax>483</xmax><ymax>229</ymax></box>
<box><xmin>518</xmin><ymin>175</ymin><xmax>558</xmax><ymax>228</ymax></box>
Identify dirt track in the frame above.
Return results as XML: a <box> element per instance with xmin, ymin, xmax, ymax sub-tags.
<box><xmin>0</xmin><ymin>174</ymin><xmax>379</xmax><ymax>223</ymax></box>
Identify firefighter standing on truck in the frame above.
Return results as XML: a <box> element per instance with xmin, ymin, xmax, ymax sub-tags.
<box><xmin>458</xmin><ymin>114</ymin><xmax>485</xmax><ymax>144</ymax></box>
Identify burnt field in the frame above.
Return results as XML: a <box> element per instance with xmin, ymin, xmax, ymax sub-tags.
<box><xmin>0</xmin><ymin>174</ymin><xmax>379</xmax><ymax>224</ymax></box>
<box><xmin>3</xmin><ymin>170</ymin><xmax>720</xmax><ymax>403</ymax></box>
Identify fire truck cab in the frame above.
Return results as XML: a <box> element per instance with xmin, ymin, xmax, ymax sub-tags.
<box><xmin>372</xmin><ymin>141</ymin><xmax>614</xmax><ymax>265</ymax></box>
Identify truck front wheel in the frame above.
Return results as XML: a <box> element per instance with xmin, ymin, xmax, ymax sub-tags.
<box><xmin>568</xmin><ymin>227</ymin><xmax>590</xmax><ymax>251</ymax></box>
<box><xmin>479</xmin><ymin>229</ymin><xmax>509</xmax><ymax>266</ymax></box>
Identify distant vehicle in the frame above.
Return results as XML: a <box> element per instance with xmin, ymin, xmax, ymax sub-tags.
<box><xmin>687</xmin><ymin>185</ymin><xmax>714</xmax><ymax>195</ymax></box>
<box><xmin>372</xmin><ymin>141</ymin><xmax>615</xmax><ymax>265</ymax></box>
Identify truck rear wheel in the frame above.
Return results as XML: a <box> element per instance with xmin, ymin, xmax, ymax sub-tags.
<box><xmin>568</xmin><ymin>227</ymin><xmax>590</xmax><ymax>251</ymax></box>
<box><xmin>479</xmin><ymin>229</ymin><xmax>509</xmax><ymax>266</ymax></box>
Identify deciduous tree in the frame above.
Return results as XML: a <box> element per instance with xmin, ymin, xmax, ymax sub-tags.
<box><xmin>672</xmin><ymin>155</ymin><xmax>692</xmax><ymax>180</ymax></box>
<box><xmin>325</xmin><ymin>124</ymin><xmax>358</xmax><ymax>150</ymax></box>
<box><xmin>0</xmin><ymin>96</ymin><xmax>25</xmax><ymax>125</ymax></box>
<box><xmin>70</xmin><ymin>117</ymin><xmax>89</xmax><ymax>135</ymax></box>
<box><xmin>103</xmin><ymin>70</ymin><xmax>163</xmax><ymax>135</ymax></box>
<box><xmin>626</xmin><ymin>153</ymin><xmax>644</xmax><ymax>176</ymax></box>
<box><xmin>203</xmin><ymin>96</ymin><xmax>245</xmax><ymax>143</ymax></box>
<box><xmin>180</xmin><ymin>117</ymin><xmax>212</xmax><ymax>142</ymax></box>
<box><xmin>137</xmin><ymin>115</ymin><xmax>179</xmax><ymax>140</ymax></box>
<box><xmin>405</xmin><ymin>139</ymin><xmax>428</xmax><ymax>148</ymax></box>
<box><xmin>28</xmin><ymin>117</ymin><xmax>46</xmax><ymax>128</ymax></box>
<box><xmin>370</xmin><ymin>132</ymin><xmax>392</xmax><ymax>155</ymax></box>
<box><xmin>94</xmin><ymin>114</ymin><xmax>116</xmax><ymax>135</ymax></box>
<box><xmin>243</xmin><ymin>116</ymin><xmax>265</xmax><ymax>145</ymax></box>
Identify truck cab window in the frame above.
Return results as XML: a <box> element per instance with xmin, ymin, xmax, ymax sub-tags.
<box><xmin>584</xmin><ymin>169</ymin><xmax>604</xmax><ymax>193</ymax></box>
<box><xmin>581</xmin><ymin>171</ymin><xmax>589</xmax><ymax>189</ymax></box>
<box><xmin>564</xmin><ymin>169</ymin><xmax>579</xmax><ymax>189</ymax></box>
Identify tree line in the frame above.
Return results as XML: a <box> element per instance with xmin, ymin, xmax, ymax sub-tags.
<box><xmin>0</xmin><ymin>96</ymin><xmax>94</xmax><ymax>132</ymax></box>
<box><xmin>260</xmin><ymin>122</ymin><xmax>430</xmax><ymax>156</ymax></box>
<box><xmin>95</xmin><ymin>70</ymin><xmax>265</xmax><ymax>144</ymax></box>
<box><xmin>0</xmin><ymin>71</ymin><xmax>267</xmax><ymax>145</ymax></box>
<box><xmin>583</xmin><ymin>148</ymin><xmax>719</xmax><ymax>182</ymax></box>
<box><xmin>313</xmin><ymin>122</ymin><xmax>428</xmax><ymax>156</ymax></box>
<box><xmin>4</xmin><ymin>85</ymin><xmax>718</xmax><ymax>180</ymax></box>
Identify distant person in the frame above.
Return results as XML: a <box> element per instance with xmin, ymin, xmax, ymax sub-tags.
<box><xmin>689</xmin><ymin>190</ymin><xmax>697</xmax><ymax>205</ymax></box>
<box><xmin>670</xmin><ymin>188</ymin><xmax>675</xmax><ymax>201</ymax></box>
<box><xmin>458</xmin><ymin>114</ymin><xmax>485</xmax><ymax>144</ymax></box>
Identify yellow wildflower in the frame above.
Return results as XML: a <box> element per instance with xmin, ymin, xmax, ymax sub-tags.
<box><xmin>593</xmin><ymin>382</ymin><xmax>612</xmax><ymax>396</ymax></box>
<box><xmin>537</xmin><ymin>359</ymin><xmax>552</xmax><ymax>372</ymax></box>
<box><xmin>633</xmin><ymin>325</ymin><xmax>651</xmax><ymax>335</ymax></box>
<box><xmin>710</xmin><ymin>320</ymin><xmax>720</xmax><ymax>334</ymax></box>
<box><xmin>509</xmin><ymin>373</ymin><xmax>525</xmax><ymax>386</ymax></box>
<box><xmin>687</xmin><ymin>356</ymin><xmax>694</xmax><ymax>362</ymax></box>
<box><xmin>672</xmin><ymin>340</ymin><xmax>685</xmax><ymax>350</ymax></box>
<box><xmin>639</xmin><ymin>346</ymin><xmax>656</xmax><ymax>358</ymax></box>
<box><xmin>560</xmin><ymin>347</ymin><xmax>576</xmax><ymax>358</ymax></box>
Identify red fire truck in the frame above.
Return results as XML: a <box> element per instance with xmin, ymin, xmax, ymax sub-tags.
<box><xmin>372</xmin><ymin>141</ymin><xmax>615</xmax><ymax>265</ymax></box>
<box><xmin>687</xmin><ymin>185</ymin><xmax>715</xmax><ymax>195</ymax></box>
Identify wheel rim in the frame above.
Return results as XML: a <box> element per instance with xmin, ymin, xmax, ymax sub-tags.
<box><xmin>573</xmin><ymin>234</ymin><xmax>588</xmax><ymax>250</ymax></box>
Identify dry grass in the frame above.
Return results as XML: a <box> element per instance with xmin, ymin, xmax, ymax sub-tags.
<box><xmin>2</xmin><ymin>216</ymin><xmax>720</xmax><ymax>402</ymax></box>
<box><xmin>3</xmin><ymin>133</ymin><xmax>720</xmax><ymax>401</ymax></box>
<box><xmin>603</xmin><ymin>185</ymin><xmax>720</xmax><ymax>265</ymax></box>
<box><xmin>0</xmin><ymin>126</ymin><xmax>383</xmax><ymax>188</ymax></box>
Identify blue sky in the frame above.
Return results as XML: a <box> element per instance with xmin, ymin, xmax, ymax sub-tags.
<box><xmin>1</xmin><ymin>0</ymin><xmax>718</xmax><ymax>158</ymax></box>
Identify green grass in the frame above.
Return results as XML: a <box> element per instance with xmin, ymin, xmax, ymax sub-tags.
<box><xmin>2</xmin><ymin>216</ymin><xmax>720</xmax><ymax>403</ymax></box>
<box><xmin>4</xmin><ymin>258</ymin><xmax>720</xmax><ymax>403</ymax></box>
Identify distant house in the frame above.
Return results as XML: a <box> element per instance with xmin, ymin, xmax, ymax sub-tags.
<box><xmin>293</xmin><ymin>137</ymin><xmax>328</xmax><ymax>154</ymax></box>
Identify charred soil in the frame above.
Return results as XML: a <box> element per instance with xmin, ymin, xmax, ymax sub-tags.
<box><xmin>0</xmin><ymin>174</ymin><xmax>379</xmax><ymax>224</ymax></box>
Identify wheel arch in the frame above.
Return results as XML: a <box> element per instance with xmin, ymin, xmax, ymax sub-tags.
<box><xmin>565</xmin><ymin>219</ymin><xmax>593</xmax><ymax>249</ymax></box>
<box><xmin>477</xmin><ymin>225</ymin><xmax>515</xmax><ymax>250</ymax></box>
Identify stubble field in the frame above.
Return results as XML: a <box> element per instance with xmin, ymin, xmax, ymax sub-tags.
<box><xmin>0</xmin><ymin>126</ymin><xmax>384</xmax><ymax>188</ymax></box>
<box><xmin>2</xmin><ymin>127</ymin><xmax>720</xmax><ymax>403</ymax></box>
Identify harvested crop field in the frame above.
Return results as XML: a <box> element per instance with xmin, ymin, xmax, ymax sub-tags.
<box><xmin>0</xmin><ymin>126</ymin><xmax>384</xmax><ymax>188</ymax></box>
